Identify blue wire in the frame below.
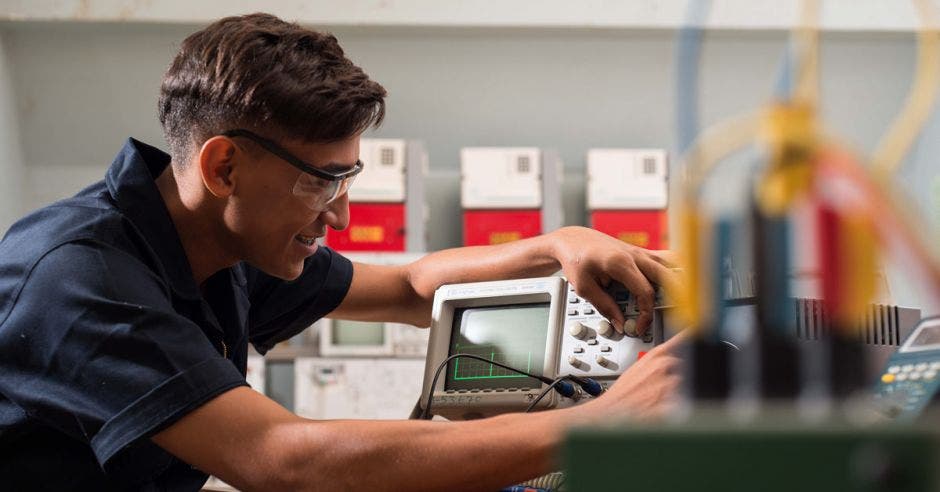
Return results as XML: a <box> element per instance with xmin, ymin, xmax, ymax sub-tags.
<box><xmin>773</xmin><ymin>42</ymin><xmax>795</xmax><ymax>102</ymax></box>
<box><xmin>676</xmin><ymin>0</ymin><xmax>712</xmax><ymax>156</ymax></box>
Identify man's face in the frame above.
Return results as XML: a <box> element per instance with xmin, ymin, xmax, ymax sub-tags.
<box><xmin>225</xmin><ymin>134</ymin><xmax>358</xmax><ymax>280</ymax></box>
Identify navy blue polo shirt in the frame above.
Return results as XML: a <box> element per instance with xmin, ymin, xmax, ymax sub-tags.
<box><xmin>0</xmin><ymin>138</ymin><xmax>353</xmax><ymax>490</ymax></box>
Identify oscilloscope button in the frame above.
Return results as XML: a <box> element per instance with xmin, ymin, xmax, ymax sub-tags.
<box><xmin>573</xmin><ymin>346</ymin><xmax>584</xmax><ymax>354</ymax></box>
<box><xmin>600</xmin><ymin>345</ymin><xmax>612</xmax><ymax>353</ymax></box>
<box><xmin>597</xmin><ymin>320</ymin><xmax>614</xmax><ymax>338</ymax></box>
<box><xmin>596</xmin><ymin>355</ymin><xmax>611</xmax><ymax>366</ymax></box>
<box><xmin>583</xmin><ymin>307</ymin><xmax>595</xmax><ymax>315</ymax></box>
<box><xmin>568</xmin><ymin>322</ymin><xmax>588</xmax><ymax>338</ymax></box>
<box><xmin>569</xmin><ymin>297</ymin><xmax>580</xmax><ymax>303</ymax></box>
<box><xmin>568</xmin><ymin>356</ymin><xmax>583</xmax><ymax>367</ymax></box>
<box><xmin>623</xmin><ymin>319</ymin><xmax>638</xmax><ymax>337</ymax></box>
<box><xmin>587</xmin><ymin>338</ymin><xmax>599</xmax><ymax>346</ymax></box>
<box><xmin>568</xmin><ymin>309</ymin><xmax>579</xmax><ymax>316</ymax></box>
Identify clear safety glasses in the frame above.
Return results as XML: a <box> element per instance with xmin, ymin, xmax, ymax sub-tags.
<box><xmin>221</xmin><ymin>129</ymin><xmax>363</xmax><ymax>211</ymax></box>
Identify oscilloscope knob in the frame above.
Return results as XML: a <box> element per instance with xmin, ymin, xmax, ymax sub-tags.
<box><xmin>623</xmin><ymin>318</ymin><xmax>638</xmax><ymax>338</ymax></box>
<box><xmin>568</xmin><ymin>322</ymin><xmax>588</xmax><ymax>338</ymax></box>
<box><xmin>597</xmin><ymin>320</ymin><xmax>614</xmax><ymax>338</ymax></box>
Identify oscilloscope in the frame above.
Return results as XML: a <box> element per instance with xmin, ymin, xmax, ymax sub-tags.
<box><xmin>418</xmin><ymin>276</ymin><xmax>665</xmax><ymax>420</ymax></box>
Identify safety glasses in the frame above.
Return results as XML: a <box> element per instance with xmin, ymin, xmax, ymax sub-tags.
<box><xmin>221</xmin><ymin>129</ymin><xmax>363</xmax><ymax>210</ymax></box>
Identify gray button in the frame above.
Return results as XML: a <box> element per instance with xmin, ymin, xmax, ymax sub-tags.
<box><xmin>902</xmin><ymin>364</ymin><xmax>915</xmax><ymax>372</ymax></box>
<box><xmin>568</xmin><ymin>309</ymin><xmax>578</xmax><ymax>316</ymax></box>
<box><xmin>888</xmin><ymin>365</ymin><xmax>901</xmax><ymax>374</ymax></box>
<box><xmin>569</xmin><ymin>297</ymin><xmax>579</xmax><ymax>303</ymax></box>
<box><xmin>916</xmin><ymin>363</ymin><xmax>929</xmax><ymax>372</ymax></box>
<box><xmin>573</xmin><ymin>346</ymin><xmax>584</xmax><ymax>354</ymax></box>
<box><xmin>587</xmin><ymin>339</ymin><xmax>598</xmax><ymax>346</ymax></box>
<box><xmin>600</xmin><ymin>345</ymin><xmax>612</xmax><ymax>352</ymax></box>
<box><xmin>583</xmin><ymin>308</ymin><xmax>595</xmax><ymax>315</ymax></box>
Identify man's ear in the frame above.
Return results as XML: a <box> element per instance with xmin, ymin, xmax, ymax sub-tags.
<box><xmin>198</xmin><ymin>136</ymin><xmax>240</xmax><ymax>198</ymax></box>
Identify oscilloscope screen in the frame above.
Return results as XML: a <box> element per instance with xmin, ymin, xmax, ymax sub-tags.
<box><xmin>445</xmin><ymin>303</ymin><xmax>550</xmax><ymax>391</ymax></box>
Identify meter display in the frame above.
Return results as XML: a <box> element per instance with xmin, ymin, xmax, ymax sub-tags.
<box><xmin>445</xmin><ymin>303</ymin><xmax>550</xmax><ymax>391</ymax></box>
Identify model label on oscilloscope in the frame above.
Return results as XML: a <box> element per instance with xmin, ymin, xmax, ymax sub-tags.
<box><xmin>434</xmin><ymin>395</ymin><xmax>484</xmax><ymax>404</ymax></box>
<box><xmin>445</xmin><ymin>282</ymin><xmax>549</xmax><ymax>298</ymax></box>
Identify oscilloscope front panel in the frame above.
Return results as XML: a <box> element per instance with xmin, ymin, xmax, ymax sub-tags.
<box><xmin>422</xmin><ymin>277</ymin><xmax>568</xmax><ymax>419</ymax></box>
<box><xmin>420</xmin><ymin>277</ymin><xmax>664</xmax><ymax>420</ymax></box>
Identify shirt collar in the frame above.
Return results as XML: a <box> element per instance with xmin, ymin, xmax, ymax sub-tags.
<box><xmin>106</xmin><ymin>138</ymin><xmax>202</xmax><ymax>301</ymax></box>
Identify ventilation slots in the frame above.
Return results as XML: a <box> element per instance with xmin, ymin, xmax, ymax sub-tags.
<box><xmin>516</xmin><ymin>155</ymin><xmax>531</xmax><ymax>173</ymax></box>
<box><xmin>793</xmin><ymin>299</ymin><xmax>901</xmax><ymax>346</ymax></box>
<box><xmin>642</xmin><ymin>156</ymin><xmax>657</xmax><ymax>175</ymax></box>
<box><xmin>380</xmin><ymin>147</ymin><xmax>395</xmax><ymax>166</ymax></box>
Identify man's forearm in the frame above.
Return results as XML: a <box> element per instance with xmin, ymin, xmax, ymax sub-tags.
<box><xmin>281</xmin><ymin>409</ymin><xmax>578</xmax><ymax>492</ymax></box>
<box><xmin>406</xmin><ymin>228</ymin><xmax>568</xmax><ymax>301</ymax></box>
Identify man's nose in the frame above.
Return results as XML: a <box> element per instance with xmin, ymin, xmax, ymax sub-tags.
<box><xmin>320</xmin><ymin>192</ymin><xmax>350</xmax><ymax>231</ymax></box>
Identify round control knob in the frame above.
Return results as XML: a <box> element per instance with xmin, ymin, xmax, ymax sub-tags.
<box><xmin>568</xmin><ymin>356</ymin><xmax>582</xmax><ymax>367</ymax></box>
<box><xmin>623</xmin><ymin>318</ymin><xmax>638</xmax><ymax>337</ymax></box>
<box><xmin>568</xmin><ymin>322</ymin><xmax>588</xmax><ymax>338</ymax></box>
<box><xmin>597</xmin><ymin>320</ymin><xmax>614</xmax><ymax>338</ymax></box>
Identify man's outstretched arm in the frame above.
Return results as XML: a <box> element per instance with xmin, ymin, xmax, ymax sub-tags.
<box><xmin>329</xmin><ymin>226</ymin><xmax>677</xmax><ymax>335</ymax></box>
<box><xmin>152</xmin><ymin>332</ymin><xmax>684</xmax><ymax>491</ymax></box>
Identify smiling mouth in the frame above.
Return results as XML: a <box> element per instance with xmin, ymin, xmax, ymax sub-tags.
<box><xmin>295</xmin><ymin>234</ymin><xmax>317</xmax><ymax>246</ymax></box>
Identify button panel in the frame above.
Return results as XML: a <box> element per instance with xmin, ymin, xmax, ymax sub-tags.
<box><xmin>557</xmin><ymin>282</ymin><xmax>660</xmax><ymax>379</ymax></box>
<box><xmin>874</xmin><ymin>351</ymin><xmax>940</xmax><ymax>421</ymax></box>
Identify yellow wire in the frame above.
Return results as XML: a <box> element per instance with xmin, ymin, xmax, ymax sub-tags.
<box><xmin>684</xmin><ymin>111</ymin><xmax>762</xmax><ymax>193</ymax></box>
<box><xmin>871</xmin><ymin>0</ymin><xmax>940</xmax><ymax>178</ymax></box>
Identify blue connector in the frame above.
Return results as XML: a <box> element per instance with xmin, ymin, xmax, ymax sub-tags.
<box><xmin>552</xmin><ymin>380</ymin><xmax>576</xmax><ymax>398</ymax></box>
<box><xmin>578</xmin><ymin>377</ymin><xmax>604</xmax><ymax>397</ymax></box>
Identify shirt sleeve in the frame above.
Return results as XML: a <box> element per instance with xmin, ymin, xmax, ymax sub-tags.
<box><xmin>0</xmin><ymin>240</ymin><xmax>247</xmax><ymax>477</ymax></box>
<box><xmin>245</xmin><ymin>246</ymin><xmax>353</xmax><ymax>354</ymax></box>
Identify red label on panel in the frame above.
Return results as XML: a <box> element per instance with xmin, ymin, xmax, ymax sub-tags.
<box><xmin>590</xmin><ymin>210</ymin><xmax>668</xmax><ymax>250</ymax></box>
<box><xmin>463</xmin><ymin>210</ymin><xmax>542</xmax><ymax>246</ymax></box>
<box><xmin>325</xmin><ymin>202</ymin><xmax>406</xmax><ymax>252</ymax></box>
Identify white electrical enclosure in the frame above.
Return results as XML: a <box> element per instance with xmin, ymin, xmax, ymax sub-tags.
<box><xmin>294</xmin><ymin>357</ymin><xmax>426</xmax><ymax>420</ymax></box>
<box><xmin>587</xmin><ymin>148</ymin><xmax>668</xmax><ymax>210</ymax></box>
<box><xmin>460</xmin><ymin>147</ymin><xmax>543</xmax><ymax>209</ymax></box>
<box><xmin>317</xmin><ymin>318</ymin><xmax>430</xmax><ymax>358</ymax></box>
<box><xmin>350</xmin><ymin>138</ymin><xmax>408</xmax><ymax>203</ymax></box>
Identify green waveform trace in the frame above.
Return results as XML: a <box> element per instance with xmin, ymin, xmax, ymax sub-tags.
<box><xmin>452</xmin><ymin>345</ymin><xmax>534</xmax><ymax>381</ymax></box>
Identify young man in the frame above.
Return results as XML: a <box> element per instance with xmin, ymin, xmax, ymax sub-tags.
<box><xmin>0</xmin><ymin>13</ymin><xmax>683</xmax><ymax>491</ymax></box>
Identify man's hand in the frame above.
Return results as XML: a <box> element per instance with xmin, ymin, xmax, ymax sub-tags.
<box><xmin>582</xmin><ymin>331</ymin><xmax>686</xmax><ymax>421</ymax></box>
<box><xmin>550</xmin><ymin>226</ymin><xmax>678</xmax><ymax>336</ymax></box>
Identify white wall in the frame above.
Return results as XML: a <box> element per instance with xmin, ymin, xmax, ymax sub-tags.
<box><xmin>0</xmin><ymin>14</ymin><xmax>937</xmax><ymax>309</ymax></box>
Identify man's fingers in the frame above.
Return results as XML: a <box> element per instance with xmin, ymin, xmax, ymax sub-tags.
<box><xmin>654</xmin><ymin>328</ymin><xmax>691</xmax><ymax>353</ymax></box>
<box><xmin>574</xmin><ymin>277</ymin><xmax>626</xmax><ymax>334</ymax></box>
<box><xmin>635</xmin><ymin>254</ymin><xmax>681</xmax><ymax>297</ymax></box>
<box><xmin>650</xmin><ymin>250</ymin><xmax>680</xmax><ymax>268</ymax></box>
<box><xmin>609</xmin><ymin>261</ymin><xmax>655</xmax><ymax>336</ymax></box>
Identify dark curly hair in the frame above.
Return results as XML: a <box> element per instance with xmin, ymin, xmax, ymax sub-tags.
<box><xmin>158</xmin><ymin>13</ymin><xmax>387</xmax><ymax>165</ymax></box>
